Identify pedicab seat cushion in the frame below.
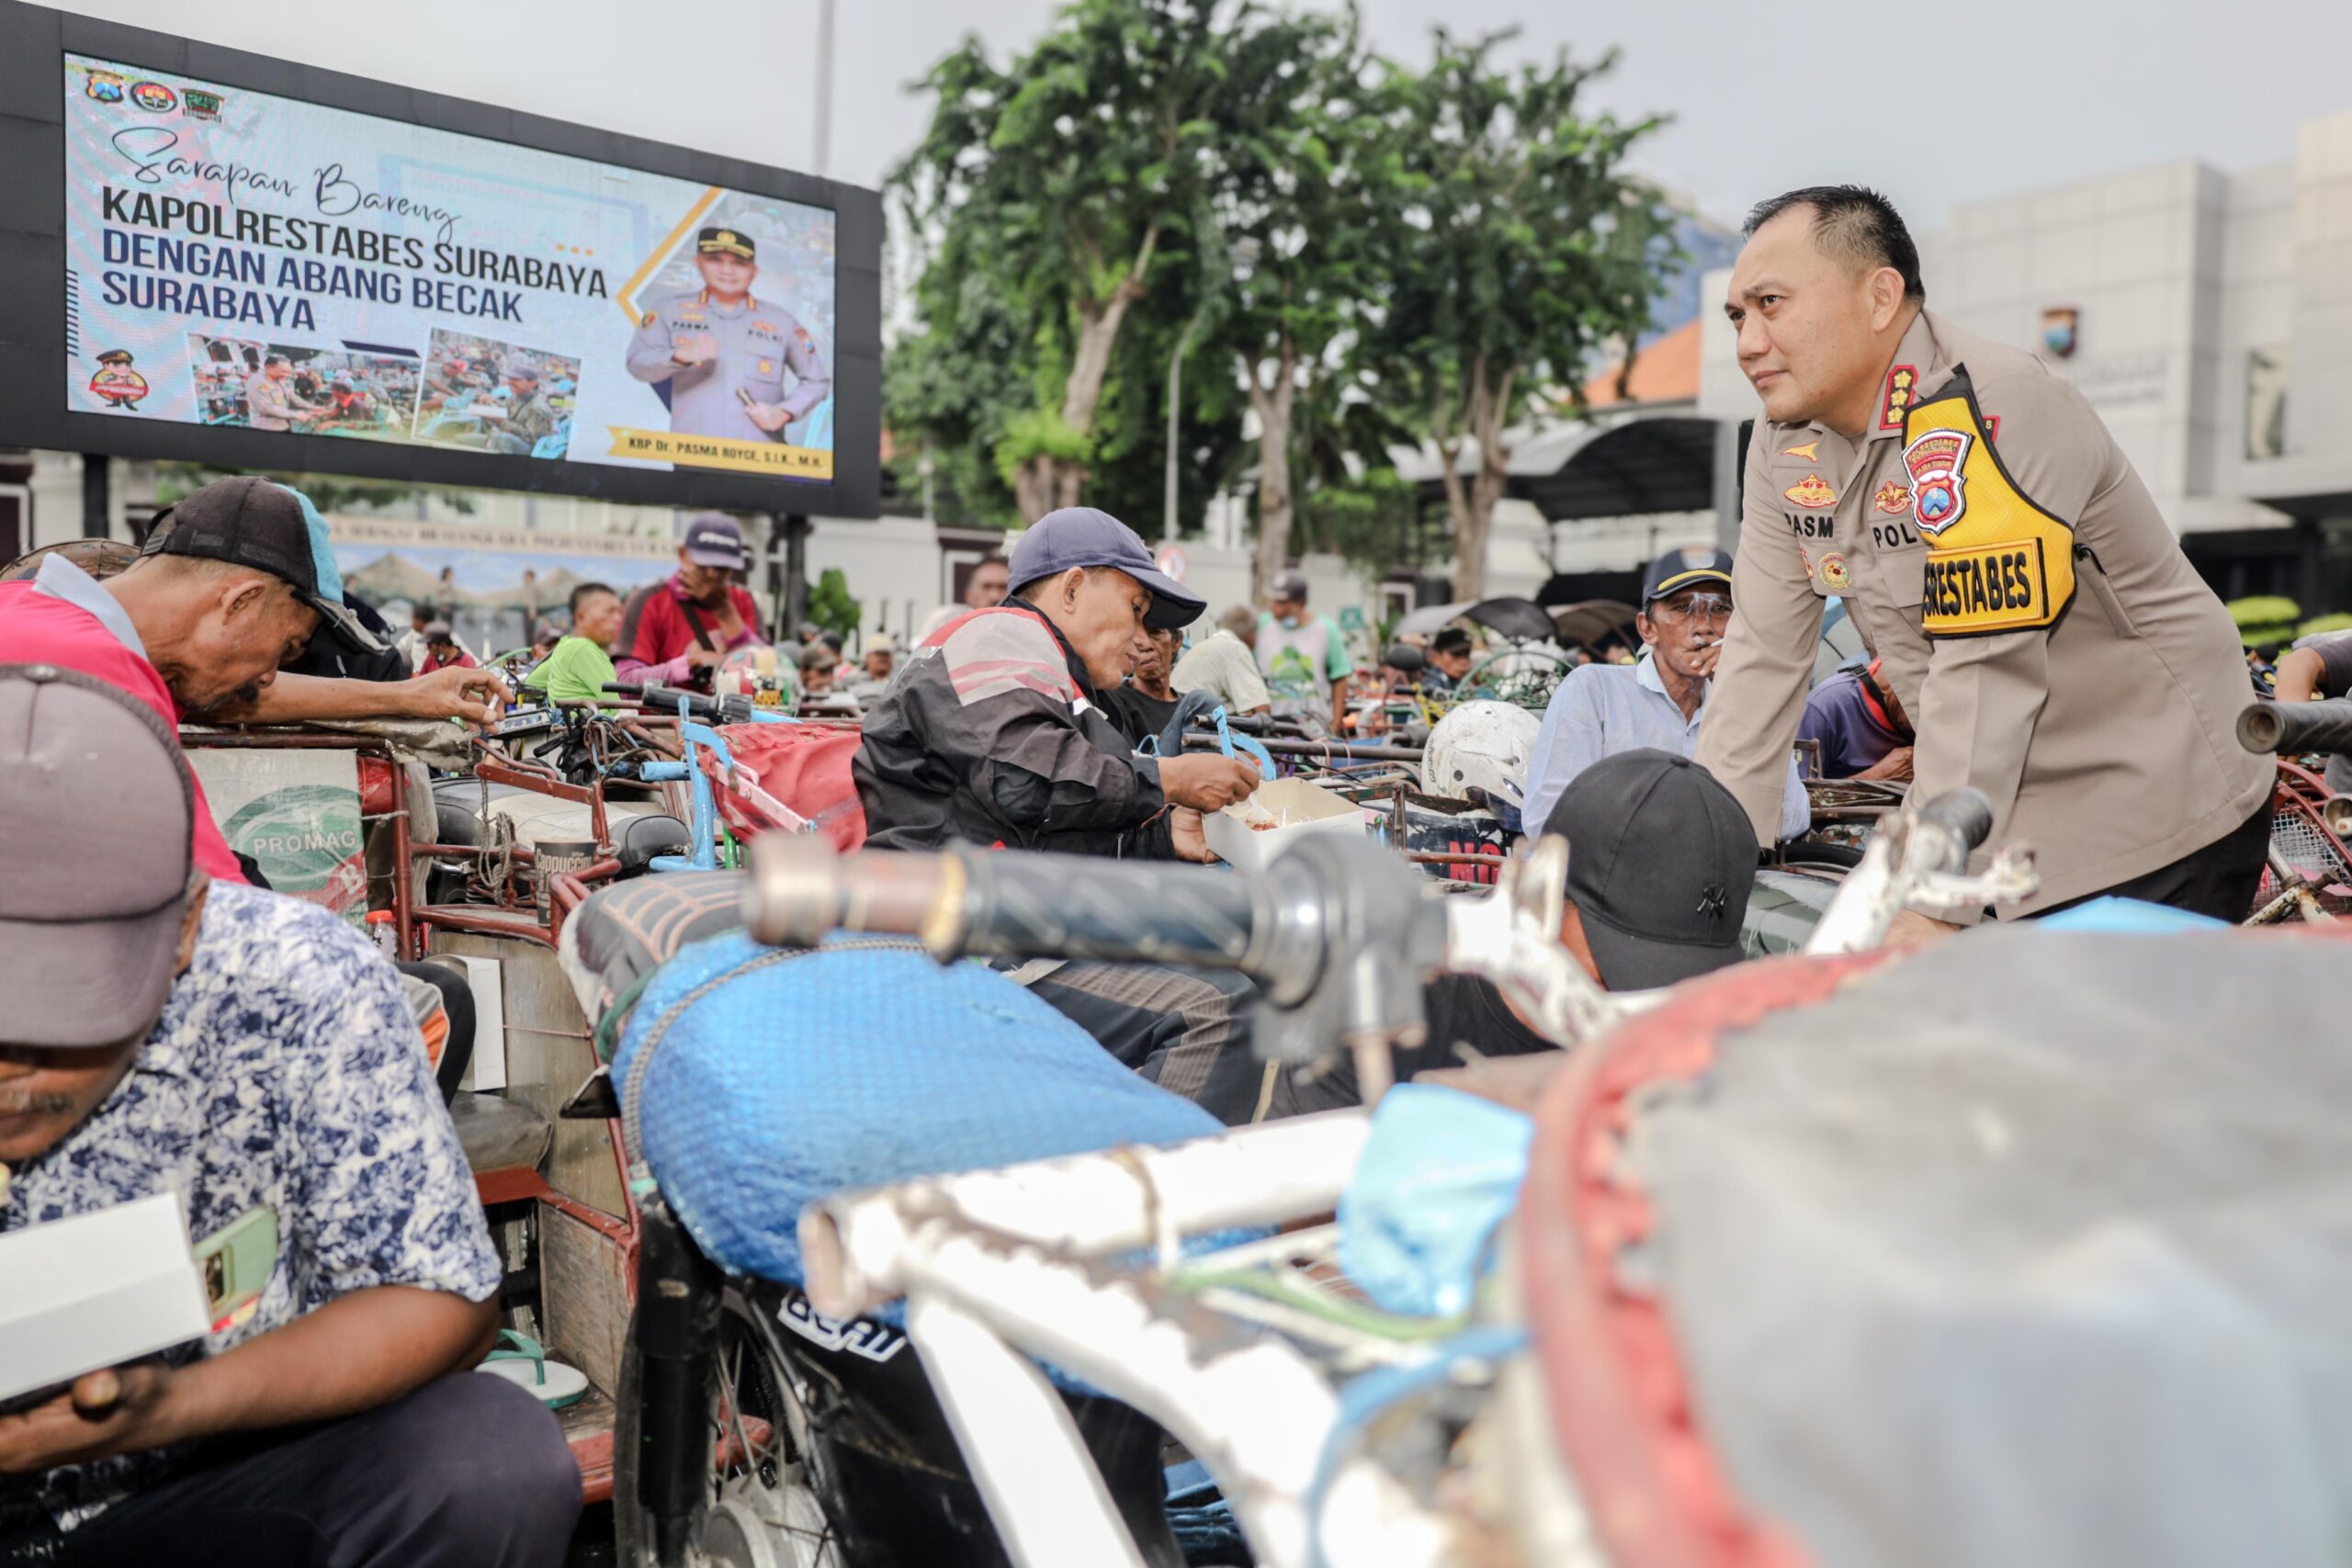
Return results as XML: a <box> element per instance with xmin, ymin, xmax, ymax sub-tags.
<box><xmin>613</xmin><ymin>930</ymin><xmax>1232</xmax><ymax>1294</ymax></box>
<box><xmin>448</xmin><ymin>1089</ymin><xmax>553</xmax><ymax>1175</ymax></box>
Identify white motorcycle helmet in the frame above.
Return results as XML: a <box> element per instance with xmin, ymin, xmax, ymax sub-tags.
<box><xmin>1419</xmin><ymin>700</ymin><xmax>1540</xmax><ymax>812</ymax></box>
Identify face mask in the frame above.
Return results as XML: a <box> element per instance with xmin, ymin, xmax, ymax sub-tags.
<box><xmin>1278</xmin><ymin>615</ymin><xmax>1302</xmax><ymax>630</ymax></box>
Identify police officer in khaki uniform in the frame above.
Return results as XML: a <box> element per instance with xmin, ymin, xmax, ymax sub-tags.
<box><xmin>1699</xmin><ymin>186</ymin><xmax>2271</xmax><ymax>925</ymax></box>
<box><xmin>625</xmin><ymin>226</ymin><xmax>831</xmax><ymax>445</ymax></box>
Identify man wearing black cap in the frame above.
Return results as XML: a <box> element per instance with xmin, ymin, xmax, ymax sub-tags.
<box><xmin>1521</xmin><ymin>546</ymin><xmax>1808</xmax><ymax>840</ymax></box>
<box><xmin>856</xmin><ymin>506</ymin><xmax>1270</xmax><ymax>1119</ymax></box>
<box><xmin>0</xmin><ymin>667</ymin><xmax>577</xmax><ymax>1565</ymax></box>
<box><xmin>0</xmin><ymin>476</ymin><xmax>508</xmax><ymax>886</ymax></box>
<box><xmin>1272</xmin><ymin>748</ymin><xmax>1758</xmax><ymax>1114</ymax></box>
<box><xmin>625</xmin><ymin>226</ymin><xmax>831</xmax><ymax>446</ymax></box>
<box><xmin>614</xmin><ymin>513</ymin><xmax>769</xmax><ymax>689</ymax></box>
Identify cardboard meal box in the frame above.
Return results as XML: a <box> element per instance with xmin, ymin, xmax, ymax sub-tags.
<box><xmin>0</xmin><ymin>1191</ymin><xmax>211</xmax><ymax>1406</ymax></box>
<box><xmin>1202</xmin><ymin>777</ymin><xmax>1374</xmax><ymax>874</ymax></box>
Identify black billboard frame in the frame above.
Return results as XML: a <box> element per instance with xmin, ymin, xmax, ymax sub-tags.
<box><xmin>0</xmin><ymin>0</ymin><xmax>883</xmax><ymax>519</ymax></box>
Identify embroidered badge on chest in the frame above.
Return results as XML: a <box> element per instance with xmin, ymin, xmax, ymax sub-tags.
<box><xmin>1818</xmin><ymin>553</ymin><xmax>1853</xmax><ymax>591</ymax></box>
<box><xmin>1872</xmin><ymin>481</ymin><xmax>1913</xmax><ymax>515</ymax></box>
<box><xmin>1783</xmin><ymin>439</ymin><xmax>1820</xmax><ymax>461</ymax></box>
<box><xmin>1783</xmin><ymin>473</ymin><xmax>1837</xmax><ymax>509</ymax></box>
<box><xmin>1903</xmin><ymin>429</ymin><xmax>1973</xmax><ymax>536</ymax></box>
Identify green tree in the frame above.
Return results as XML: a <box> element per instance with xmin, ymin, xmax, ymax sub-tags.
<box><xmin>894</xmin><ymin>0</ymin><xmax>1244</xmax><ymax>521</ymax></box>
<box><xmin>806</xmin><ymin>567</ymin><xmax>863</xmax><ymax>638</ymax></box>
<box><xmin>1358</xmin><ymin>32</ymin><xmax>1678</xmax><ymax>600</ymax></box>
<box><xmin>1204</xmin><ymin>5</ymin><xmax>1374</xmax><ymax>596</ymax></box>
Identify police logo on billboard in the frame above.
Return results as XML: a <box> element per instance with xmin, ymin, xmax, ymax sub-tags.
<box><xmin>83</xmin><ymin>68</ymin><xmax>124</xmax><ymax>102</ymax></box>
<box><xmin>87</xmin><ymin>349</ymin><xmax>149</xmax><ymax>409</ymax></box>
<box><xmin>1905</xmin><ymin>428</ymin><xmax>1973</xmax><ymax>536</ymax></box>
<box><xmin>183</xmin><ymin>88</ymin><xmax>223</xmax><ymax>120</ymax></box>
<box><xmin>130</xmin><ymin>81</ymin><xmax>177</xmax><ymax>112</ymax></box>
<box><xmin>2041</xmin><ymin>307</ymin><xmax>2079</xmax><ymax>360</ymax></box>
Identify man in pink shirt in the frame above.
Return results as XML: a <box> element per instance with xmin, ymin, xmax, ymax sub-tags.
<box><xmin>0</xmin><ymin>476</ymin><xmax>506</xmax><ymax>883</ymax></box>
<box><xmin>613</xmin><ymin>513</ymin><xmax>766</xmax><ymax>688</ymax></box>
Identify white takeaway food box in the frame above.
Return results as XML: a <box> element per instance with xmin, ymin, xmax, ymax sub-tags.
<box><xmin>0</xmin><ymin>1190</ymin><xmax>211</xmax><ymax>1405</ymax></box>
<box><xmin>1201</xmin><ymin>776</ymin><xmax>1374</xmax><ymax>874</ymax></box>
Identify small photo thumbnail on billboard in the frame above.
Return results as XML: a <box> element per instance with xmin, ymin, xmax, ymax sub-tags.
<box><xmin>414</xmin><ymin>330</ymin><xmax>582</xmax><ymax>461</ymax></box>
<box><xmin>190</xmin><ymin>335</ymin><xmax>423</xmax><ymax>440</ymax></box>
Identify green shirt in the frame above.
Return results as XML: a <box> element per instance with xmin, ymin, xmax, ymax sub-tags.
<box><xmin>525</xmin><ymin>636</ymin><xmax>619</xmax><ymax>706</ymax></box>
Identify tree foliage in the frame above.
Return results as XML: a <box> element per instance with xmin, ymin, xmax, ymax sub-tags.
<box><xmin>1353</xmin><ymin>31</ymin><xmax>1679</xmax><ymax>598</ymax></box>
<box><xmin>892</xmin><ymin>0</ymin><xmax>1245</xmax><ymax>521</ymax></box>
<box><xmin>888</xmin><ymin>6</ymin><xmax>1682</xmax><ymax>603</ymax></box>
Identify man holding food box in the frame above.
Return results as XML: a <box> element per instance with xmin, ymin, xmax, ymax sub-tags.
<box><xmin>854</xmin><ymin>507</ymin><xmax>1274</xmax><ymax>1121</ymax></box>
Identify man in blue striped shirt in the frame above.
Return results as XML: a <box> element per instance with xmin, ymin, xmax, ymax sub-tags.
<box><xmin>1523</xmin><ymin>548</ymin><xmax>1810</xmax><ymax>840</ymax></box>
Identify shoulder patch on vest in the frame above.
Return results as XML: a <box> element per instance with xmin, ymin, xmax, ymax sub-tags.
<box><xmin>1904</xmin><ymin>367</ymin><xmax>2076</xmax><ymax>638</ymax></box>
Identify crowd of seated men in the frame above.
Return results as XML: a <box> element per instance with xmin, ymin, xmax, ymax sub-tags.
<box><xmin>0</xmin><ymin>484</ymin><xmax>1838</xmax><ymax>1566</ymax></box>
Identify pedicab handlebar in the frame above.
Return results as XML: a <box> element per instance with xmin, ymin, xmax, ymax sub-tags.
<box><xmin>2238</xmin><ymin>697</ymin><xmax>2352</xmax><ymax>758</ymax></box>
<box><xmin>744</xmin><ymin>831</ymin><xmax>1446</xmax><ymax>1067</ymax></box>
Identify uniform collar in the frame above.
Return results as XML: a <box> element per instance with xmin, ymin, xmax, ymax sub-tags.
<box><xmin>1855</xmin><ymin>308</ymin><xmax>1955</xmax><ymax>444</ymax></box>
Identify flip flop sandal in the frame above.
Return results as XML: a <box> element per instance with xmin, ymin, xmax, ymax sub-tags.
<box><xmin>476</xmin><ymin>1328</ymin><xmax>589</xmax><ymax>1410</ymax></box>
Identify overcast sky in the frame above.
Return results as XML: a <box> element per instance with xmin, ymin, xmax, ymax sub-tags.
<box><xmin>52</xmin><ymin>0</ymin><xmax>2352</xmax><ymax>233</ymax></box>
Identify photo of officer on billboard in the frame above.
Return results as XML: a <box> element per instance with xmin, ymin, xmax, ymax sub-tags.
<box><xmin>625</xmin><ymin>225</ymin><xmax>831</xmax><ymax>448</ymax></box>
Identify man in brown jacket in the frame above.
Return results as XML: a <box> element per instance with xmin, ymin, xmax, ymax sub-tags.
<box><xmin>1701</xmin><ymin>186</ymin><xmax>2271</xmax><ymax>925</ymax></box>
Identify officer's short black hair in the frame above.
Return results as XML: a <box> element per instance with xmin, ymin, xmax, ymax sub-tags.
<box><xmin>1431</xmin><ymin>628</ymin><xmax>1474</xmax><ymax>658</ymax></box>
<box><xmin>569</xmin><ymin>581</ymin><xmax>616</xmax><ymax>616</ymax></box>
<box><xmin>1745</xmin><ymin>186</ymin><xmax>1926</xmax><ymax>303</ymax></box>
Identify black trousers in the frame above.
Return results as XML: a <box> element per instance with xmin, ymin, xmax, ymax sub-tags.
<box><xmin>2</xmin><ymin>1374</ymin><xmax>579</xmax><ymax>1568</ymax></box>
<box><xmin>2038</xmin><ymin>798</ymin><xmax>2275</xmax><ymax>924</ymax></box>
<box><xmin>1011</xmin><ymin>960</ymin><xmax>1274</xmax><ymax>1126</ymax></box>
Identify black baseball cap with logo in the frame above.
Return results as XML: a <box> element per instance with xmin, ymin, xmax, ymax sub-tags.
<box><xmin>1641</xmin><ymin>547</ymin><xmax>1736</xmax><ymax>605</ymax></box>
<box><xmin>1544</xmin><ymin>748</ymin><xmax>1755</xmax><ymax>990</ymax></box>
<box><xmin>141</xmin><ymin>475</ymin><xmax>383</xmax><ymax>653</ymax></box>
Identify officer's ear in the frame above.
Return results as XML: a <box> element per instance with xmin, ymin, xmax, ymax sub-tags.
<box><xmin>1867</xmin><ymin>265</ymin><xmax>1907</xmax><ymax>333</ymax></box>
<box><xmin>1057</xmin><ymin>566</ymin><xmax>1091</xmax><ymax>609</ymax></box>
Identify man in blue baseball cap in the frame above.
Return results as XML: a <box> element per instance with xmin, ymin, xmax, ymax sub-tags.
<box><xmin>1521</xmin><ymin>545</ymin><xmax>1810</xmax><ymax>840</ymax></box>
<box><xmin>855</xmin><ymin>506</ymin><xmax>1275</xmax><ymax>1121</ymax></box>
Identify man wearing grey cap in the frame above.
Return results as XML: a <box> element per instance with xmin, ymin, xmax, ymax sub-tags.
<box><xmin>1257</xmin><ymin>570</ymin><xmax>1352</xmax><ymax>729</ymax></box>
<box><xmin>614</xmin><ymin>513</ymin><xmax>768</xmax><ymax>689</ymax></box>
<box><xmin>0</xmin><ymin>666</ymin><xmax>578</xmax><ymax>1565</ymax></box>
<box><xmin>856</xmin><ymin>507</ymin><xmax>1272</xmax><ymax>1120</ymax></box>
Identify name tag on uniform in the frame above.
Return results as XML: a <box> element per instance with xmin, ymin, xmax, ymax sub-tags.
<box><xmin>1922</xmin><ymin>539</ymin><xmax>2051</xmax><ymax>634</ymax></box>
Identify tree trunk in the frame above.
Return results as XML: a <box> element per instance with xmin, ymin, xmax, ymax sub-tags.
<box><xmin>1447</xmin><ymin>359</ymin><xmax>1516</xmax><ymax>603</ymax></box>
<box><xmin>1247</xmin><ymin>340</ymin><xmax>1298</xmax><ymax>600</ymax></box>
<box><xmin>1005</xmin><ymin>222</ymin><xmax>1161</xmax><ymax>521</ymax></box>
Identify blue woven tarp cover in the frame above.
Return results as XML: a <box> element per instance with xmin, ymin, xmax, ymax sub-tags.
<box><xmin>616</xmin><ymin>933</ymin><xmax>1230</xmax><ymax>1291</ymax></box>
